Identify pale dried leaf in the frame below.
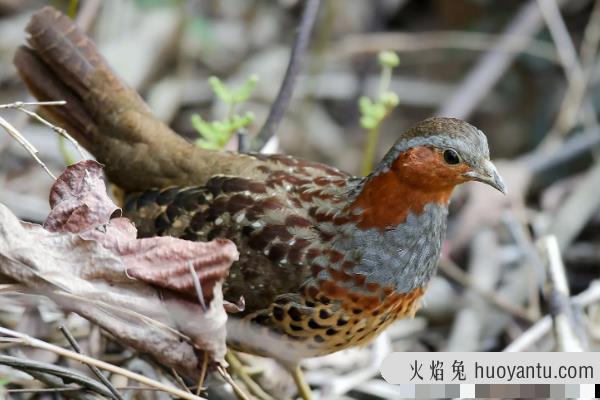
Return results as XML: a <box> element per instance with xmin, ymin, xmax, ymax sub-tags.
<box><xmin>44</xmin><ymin>160</ymin><xmax>119</xmax><ymax>233</ymax></box>
<box><xmin>0</xmin><ymin>161</ymin><xmax>240</xmax><ymax>373</ymax></box>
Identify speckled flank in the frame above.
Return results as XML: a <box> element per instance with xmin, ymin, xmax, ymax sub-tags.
<box><xmin>123</xmin><ymin>117</ymin><xmax>493</xmax><ymax>358</ymax></box>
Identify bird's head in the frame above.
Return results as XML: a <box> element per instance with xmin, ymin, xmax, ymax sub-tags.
<box><xmin>373</xmin><ymin>117</ymin><xmax>506</xmax><ymax>195</ymax></box>
<box><xmin>349</xmin><ymin>118</ymin><xmax>505</xmax><ymax>229</ymax></box>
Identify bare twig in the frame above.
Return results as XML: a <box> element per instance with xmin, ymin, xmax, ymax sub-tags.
<box><xmin>0</xmin><ymin>100</ymin><xmax>86</xmax><ymax>160</ymax></box>
<box><xmin>520</xmin><ymin>125</ymin><xmax>600</xmax><ymax>175</ymax></box>
<box><xmin>580</xmin><ymin>0</ymin><xmax>600</xmax><ymax>70</ymax></box>
<box><xmin>332</xmin><ymin>31</ymin><xmax>559</xmax><ymax>63</ymax></box>
<box><xmin>0</xmin><ymin>327</ymin><xmax>207</xmax><ymax>400</ymax></box>
<box><xmin>0</xmin><ymin>100</ymin><xmax>67</xmax><ymax>109</ymax></box>
<box><xmin>537</xmin><ymin>0</ymin><xmax>584</xmax><ymax>83</ymax></box>
<box><xmin>538</xmin><ymin>235</ymin><xmax>586</xmax><ymax>351</ymax></box>
<box><xmin>504</xmin><ymin>281</ymin><xmax>600</xmax><ymax>351</ymax></box>
<box><xmin>503</xmin><ymin>317</ymin><xmax>552</xmax><ymax>352</ymax></box>
<box><xmin>547</xmin><ymin>160</ymin><xmax>600</xmax><ymax>250</ymax></box>
<box><xmin>75</xmin><ymin>0</ymin><xmax>103</xmax><ymax>33</ymax></box>
<box><xmin>195</xmin><ymin>352</ymin><xmax>208</xmax><ymax>396</ymax></box>
<box><xmin>537</xmin><ymin>0</ymin><xmax>600</xmax><ymax>146</ymax></box>
<box><xmin>59</xmin><ymin>325</ymin><xmax>124</xmax><ymax>400</ymax></box>
<box><xmin>502</xmin><ymin>211</ymin><xmax>544</xmax><ymax>319</ymax></box>
<box><xmin>436</xmin><ymin>0</ymin><xmax>567</xmax><ymax>119</ymax></box>
<box><xmin>216</xmin><ymin>365</ymin><xmax>251</xmax><ymax>400</ymax></box>
<box><xmin>226</xmin><ymin>351</ymin><xmax>275</xmax><ymax>400</ymax></box>
<box><xmin>7</xmin><ymin>386</ymin><xmax>188</xmax><ymax>394</ymax></box>
<box><xmin>0</xmin><ymin>114</ymin><xmax>56</xmax><ymax>180</ymax></box>
<box><xmin>310</xmin><ymin>332</ymin><xmax>392</xmax><ymax>398</ymax></box>
<box><xmin>439</xmin><ymin>257</ymin><xmax>534</xmax><ymax>322</ymax></box>
<box><xmin>255</xmin><ymin>0</ymin><xmax>321</xmax><ymax>150</ymax></box>
<box><xmin>0</xmin><ymin>354</ymin><xmax>114</xmax><ymax>398</ymax></box>
<box><xmin>170</xmin><ymin>368</ymin><xmax>192</xmax><ymax>393</ymax></box>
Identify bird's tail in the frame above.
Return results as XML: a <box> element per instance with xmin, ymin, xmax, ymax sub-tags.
<box><xmin>13</xmin><ymin>6</ymin><xmax>230</xmax><ymax>191</ymax></box>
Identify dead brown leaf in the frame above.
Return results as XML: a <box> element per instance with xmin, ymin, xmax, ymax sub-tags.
<box><xmin>44</xmin><ymin>160</ymin><xmax>119</xmax><ymax>233</ymax></box>
<box><xmin>0</xmin><ymin>160</ymin><xmax>239</xmax><ymax>375</ymax></box>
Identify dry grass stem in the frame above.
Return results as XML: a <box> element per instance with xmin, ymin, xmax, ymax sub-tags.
<box><xmin>225</xmin><ymin>351</ymin><xmax>275</xmax><ymax>400</ymax></box>
<box><xmin>0</xmin><ymin>100</ymin><xmax>86</xmax><ymax>159</ymax></box>
<box><xmin>0</xmin><ymin>326</ymin><xmax>207</xmax><ymax>400</ymax></box>
<box><xmin>59</xmin><ymin>325</ymin><xmax>124</xmax><ymax>400</ymax></box>
<box><xmin>216</xmin><ymin>364</ymin><xmax>251</xmax><ymax>400</ymax></box>
<box><xmin>0</xmin><ymin>114</ymin><xmax>56</xmax><ymax>179</ymax></box>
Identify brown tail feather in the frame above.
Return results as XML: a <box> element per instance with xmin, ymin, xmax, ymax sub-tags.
<box><xmin>14</xmin><ymin>46</ymin><xmax>95</xmax><ymax>150</ymax></box>
<box><xmin>13</xmin><ymin>6</ymin><xmax>244</xmax><ymax>191</ymax></box>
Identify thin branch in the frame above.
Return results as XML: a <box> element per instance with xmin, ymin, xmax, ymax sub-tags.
<box><xmin>0</xmin><ymin>354</ymin><xmax>114</xmax><ymax>398</ymax></box>
<box><xmin>255</xmin><ymin>0</ymin><xmax>321</xmax><ymax>150</ymax></box>
<box><xmin>7</xmin><ymin>386</ymin><xmax>189</xmax><ymax>394</ymax></box>
<box><xmin>195</xmin><ymin>352</ymin><xmax>209</xmax><ymax>396</ymax></box>
<box><xmin>0</xmin><ymin>100</ymin><xmax>86</xmax><ymax>160</ymax></box>
<box><xmin>332</xmin><ymin>31</ymin><xmax>560</xmax><ymax>63</ymax></box>
<box><xmin>0</xmin><ymin>327</ymin><xmax>207</xmax><ymax>400</ymax></box>
<box><xmin>75</xmin><ymin>0</ymin><xmax>103</xmax><ymax>33</ymax></box>
<box><xmin>171</xmin><ymin>368</ymin><xmax>193</xmax><ymax>394</ymax></box>
<box><xmin>0</xmin><ymin>114</ymin><xmax>56</xmax><ymax>180</ymax></box>
<box><xmin>504</xmin><ymin>280</ymin><xmax>600</xmax><ymax>351</ymax></box>
<box><xmin>438</xmin><ymin>258</ymin><xmax>534</xmax><ymax>322</ymax></box>
<box><xmin>59</xmin><ymin>325</ymin><xmax>124</xmax><ymax>400</ymax></box>
<box><xmin>537</xmin><ymin>0</ymin><xmax>599</xmax><ymax>147</ymax></box>
<box><xmin>538</xmin><ymin>235</ymin><xmax>586</xmax><ymax>351</ymax></box>
<box><xmin>580</xmin><ymin>0</ymin><xmax>600</xmax><ymax>70</ymax></box>
<box><xmin>537</xmin><ymin>0</ymin><xmax>584</xmax><ymax>83</ymax></box>
<box><xmin>436</xmin><ymin>0</ymin><xmax>567</xmax><ymax>119</ymax></box>
<box><xmin>547</xmin><ymin>159</ymin><xmax>600</xmax><ymax>250</ymax></box>
<box><xmin>226</xmin><ymin>351</ymin><xmax>275</xmax><ymax>400</ymax></box>
<box><xmin>216</xmin><ymin>365</ymin><xmax>251</xmax><ymax>400</ymax></box>
<box><xmin>0</xmin><ymin>100</ymin><xmax>67</xmax><ymax>108</ymax></box>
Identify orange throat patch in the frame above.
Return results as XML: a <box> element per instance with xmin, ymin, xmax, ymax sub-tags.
<box><xmin>348</xmin><ymin>146</ymin><xmax>468</xmax><ymax>229</ymax></box>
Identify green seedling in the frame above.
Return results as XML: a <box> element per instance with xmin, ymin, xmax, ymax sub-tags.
<box><xmin>359</xmin><ymin>51</ymin><xmax>400</xmax><ymax>175</ymax></box>
<box><xmin>192</xmin><ymin>75</ymin><xmax>258</xmax><ymax>150</ymax></box>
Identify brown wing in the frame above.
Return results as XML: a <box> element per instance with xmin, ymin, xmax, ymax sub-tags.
<box><xmin>123</xmin><ymin>156</ymin><xmax>352</xmax><ymax>315</ymax></box>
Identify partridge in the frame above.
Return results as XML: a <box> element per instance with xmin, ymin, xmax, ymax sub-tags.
<box><xmin>14</xmin><ymin>7</ymin><xmax>505</xmax><ymax>365</ymax></box>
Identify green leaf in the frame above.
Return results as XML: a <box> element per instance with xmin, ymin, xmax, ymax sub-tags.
<box><xmin>371</xmin><ymin>102</ymin><xmax>386</xmax><ymax>120</ymax></box>
<box><xmin>208</xmin><ymin>76</ymin><xmax>232</xmax><ymax>103</ymax></box>
<box><xmin>359</xmin><ymin>96</ymin><xmax>373</xmax><ymax>116</ymax></box>
<box><xmin>211</xmin><ymin>120</ymin><xmax>229</xmax><ymax>132</ymax></box>
<box><xmin>230</xmin><ymin>112</ymin><xmax>255</xmax><ymax>130</ymax></box>
<box><xmin>381</xmin><ymin>92</ymin><xmax>399</xmax><ymax>108</ymax></box>
<box><xmin>360</xmin><ymin>115</ymin><xmax>378</xmax><ymax>129</ymax></box>
<box><xmin>195</xmin><ymin>138</ymin><xmax>222</xmax><ymax>150</ymax></box>
<box><xmin>378</xmin><ymin>51</ymin><xmax>400</xmax><ymax>68</ymax></box>
<box><xmin>232</xmin><ymin>74</ymin><xmax>259</xmax><ymax>103</ymax></box>
<box><xmin>191</xmin><ymin>114</ymin><xmax>219</xmax><ymax>141</ymax></box>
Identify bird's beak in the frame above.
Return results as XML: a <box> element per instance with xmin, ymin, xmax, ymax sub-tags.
<box><xmin>463</xmin><ymin>159</ymin><xmax>507</xmax><ymax>194</ymax></box>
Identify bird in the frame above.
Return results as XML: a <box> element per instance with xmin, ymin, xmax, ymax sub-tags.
<box><xmin>14</xmin><ymin>6</ymin><xmax>505</xmax><ymax>398</ymax></box>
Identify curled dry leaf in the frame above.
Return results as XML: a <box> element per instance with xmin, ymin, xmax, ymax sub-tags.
<box><xmin>44</xmin><ymin>160</ymin><xmax>119</xmax><ymax>233</ymax></box>
<box><xmin>0</xmin><ymin>161</ymin><xmax>239</xmax><ymax>376</ymax></box>
<box><xmin>85</xmin><ymin>218</ymin><xmax>237</xmax><ymax>303</ymax></box>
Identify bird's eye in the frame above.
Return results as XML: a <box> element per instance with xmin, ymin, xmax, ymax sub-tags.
<box><xmin>443</xmin><ymin>149</ymin><xmax>460</xmax><ymax>165</ymax></box>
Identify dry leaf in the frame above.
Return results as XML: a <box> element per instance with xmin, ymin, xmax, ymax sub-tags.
<box><xmin>44</xmin><ymin>160</ymin><xmax>119</xmax><ymax>233</ymax></box>
<box><xmin>0</xmin><ymin>160</ymin><xmax>239</xmax><ymax>375</ymax></box>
